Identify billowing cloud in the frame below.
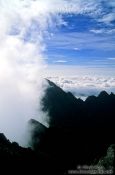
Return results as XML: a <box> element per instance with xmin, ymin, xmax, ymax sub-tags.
<box><xmin>0</xmin><ymin>0</ymin><xmax>51</xmax><ymax>146</ymax></box>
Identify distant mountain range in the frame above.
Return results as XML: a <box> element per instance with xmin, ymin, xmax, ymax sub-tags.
<box><xmin>0</xmin><ymin>79</ymin><xmax>115</xmax><ymax>174</ymax></box>
<box><xmin>42</xmin><ymin>79</ymin><xmax>115</xmax><ymax>132</ymax></box>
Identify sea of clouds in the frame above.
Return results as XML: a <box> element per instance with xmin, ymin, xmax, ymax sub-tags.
<box><xmin>47</xmin><ymin>76</ymin><xmax>115</xmax><ymax>100</ymax></box>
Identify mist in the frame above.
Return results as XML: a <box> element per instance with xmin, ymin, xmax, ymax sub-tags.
<box><xmin>0</xmin><ymin>0</ymin><xmax>52</xmax><ymax>146</ymax></box>
<box><xmin>0</xmin><ymin>0</ymin><xmax>79</xmax><ymax>146</ymax></box>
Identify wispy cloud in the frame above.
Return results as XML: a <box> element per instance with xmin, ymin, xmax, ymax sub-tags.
<box><xmin>53</xmin><ymin>60</ymin><xmax>68</xmax><ymax>63</ymax></box>
<box><xmin>98</xmin><ymin>13</ymin><xmax>115</xmax><ymax>24</ymax></box>
<box><xmin>90</xmin><ymin>29</ymin><xmax>115</xmax><ymax>34</ymax></box>
<box><xmin>107</xmin><ymin>58</ymin><xmax>115</xmax><ymax>60</ymax></box>
<box><xmin>54</xmin><ymin>0</ymin><xmax>115</xmax><ymax>25</ymax></box>
<box><xmin>44</xmin><ymin>65</ymin><xmax>115</xmax><ymax>77</ymax></box>
<box><xmin>46</xmin><ymin>32</ymin><xmax>115</xmax><ymax>51</ymax></box>
<box><xmin>73</xmin><ymin>47</ymin><xmax>80</xmax><ymax>51</ymax></box>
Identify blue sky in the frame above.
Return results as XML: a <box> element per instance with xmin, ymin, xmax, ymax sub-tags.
<box><xmin>2</xmin><ymin>0</ymin><xmax>115</xmax><ymax>69</ymax></box>
<box><xmin>44</xmin><ymin>2</ymin><xmax>115</xmax><ymax>67</ymax></box>
<box><xmin>4</xmin><ymin>0</ymin><xmax>115</xmax><ymax>68</ymax></box>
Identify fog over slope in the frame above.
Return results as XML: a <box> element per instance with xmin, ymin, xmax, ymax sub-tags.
<box><xmin>0</xmin><ymin>0</ymin><xmax>62</xmax><ymax>145</ymax></box>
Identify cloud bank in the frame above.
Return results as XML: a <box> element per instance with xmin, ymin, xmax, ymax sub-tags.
<box><xmin>47</xmin><ymin>76</ymin><xmax>115</xmax><ymax>100</ymax></box>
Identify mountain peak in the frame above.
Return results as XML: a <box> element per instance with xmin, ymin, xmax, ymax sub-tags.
<box><xmin>29</xmin><ymin>119</ymin><xmax>46</xmax><ymax>128</ymax></box>
<box><xmin>0</xmin><ymin>133</ymin><xmax>8</xmax><ymax>143</ymax></box>
<box><xmin>45</xmin><ymin>79</ymin><xmax>58</xmax><ymax>88</ymax></box>
<box><xmin>98</xmin><ymin>91</ymin><xmax>109</xmax><ymax>98</ymax></box>
<box><xmin>86</xmin><ymin>95</ymin><xmax>97</xmax><ymax>102</ymax></box>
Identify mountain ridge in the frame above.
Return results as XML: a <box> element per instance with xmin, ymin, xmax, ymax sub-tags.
<box><xmin>42</xmin><ymin>79</ymin><xmax>115</xmax><ymax>132</ymax></box>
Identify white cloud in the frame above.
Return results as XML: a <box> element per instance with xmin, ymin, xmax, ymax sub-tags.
<box><xmin>99</xmin><ymin>13</ymin><xmax>115</xmax><ymax>24</ymax></box>
<box><xmin>108</xmin><ymin>58</ymin><xmax>115</xmax><ymax>60</ymax></box>
<box><xmin>44</xmin><ymin>65</ymin><xmax>115</xmax><ymax>77</ymax></box>
<box><xmin>47</xmin><ymin>76</ymin><xmax>115</xmax><ymax>100</ymax></box>
<box><xmin>0</xmin><ymin>0</ymin><xmax>55</xmax><ymax>145</ymax></box>
<box><xmin>90</xmin><ymin>29</ymin><xmax>104</xmax><ymax>34</ymax></box>
<box><xmin>90</xmin><ymin>29</ymin><xmax>115</xmax><ymax>34</ymax></box>
<box><xmin>53</xmin><ymin>60</ymin><xmax>68</xmax><ymax>63</ymax></box>
<box><xmin>74</xmin><ymin>47</ymin><xmax>80</xmax><ymax>51</ymax></box>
